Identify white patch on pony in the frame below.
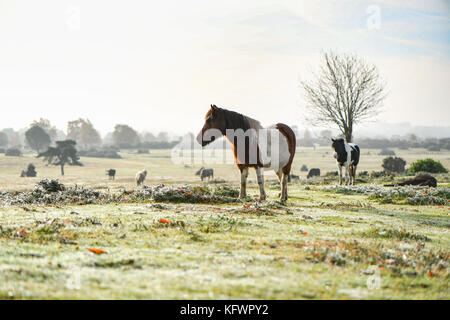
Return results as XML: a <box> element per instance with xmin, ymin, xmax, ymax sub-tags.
<box><xmin>347</xmin><ymin>143</ymin><xmax>358</xmax><ymax>165</ymax></box>
<box><xmin>240</xmin><ymin>114</ymin><xmax>291</xmax><ymax>172</ymax></box>
<box><xmin>340</xmin><ymin>142</ymin><xmax>358</xmax><ymax>166</ymax></box>
<box><xmin>245</xmin><ymin>116</ymin><xmax>263</xmax><ymax>131</ymax></box>
<box><xmin>258</xmin><ymin>126</ymin><xmax>290</xmax><ymax>171</ymax></box>
<box><xmin>344</xmin><ymin>142</ymin><xmax>352</xmax><ymax>166</ymax></box>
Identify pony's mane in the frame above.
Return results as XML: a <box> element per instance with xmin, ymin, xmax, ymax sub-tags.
<box><xmin>205</xmin><ymin>108</ymin><xmax>213</xmax><ymax>119</ymax></box>
<box><xmin>220</xmin><ymin>108</ymin><xmax>262</xmax><ymax>131</ymax></box>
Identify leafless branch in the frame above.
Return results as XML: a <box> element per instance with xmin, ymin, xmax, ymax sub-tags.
<box><xmin>301</xmin><ymin>51</ymin><xmax>386</xmax><ymax>142</ymax></box>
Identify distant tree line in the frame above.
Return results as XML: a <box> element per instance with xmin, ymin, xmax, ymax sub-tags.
<box><xmin>356</xmin><ymin>137</ymin><xmax>450</xmax><ymax>151</ymax></box>
<box><xmin>1</xmin><ymin>117</ymin><xmax>449</xmax><ymax>155</ymax></box>
<box><xmin>0</xmin><ymin>118</ymin><xmax>182</xmax><ymax>155</ymax></box>
<box><xmin>295</xmin><ymin>131</ymin><xmax>450</xmax><ymax>151</ymax></box>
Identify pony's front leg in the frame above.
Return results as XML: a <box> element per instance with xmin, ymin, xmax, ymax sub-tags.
<box><xmin>256</xmin><ymin>167</ymin><xmax>266</xmax><ymax>201</ymax></box>
<box><xmin>239</xmin><ymin>167</ymin><xmax>249</xmax><ymax>199</ymax></box>
<box><xmin>338</xmin><ymin>165</ymin><xmax>343</xmax><ymax>185</ymax></box>
<box><xmin>344</xmin><ymin>164</ymin><xmax>350</xmax><ymax>185</ymax></box>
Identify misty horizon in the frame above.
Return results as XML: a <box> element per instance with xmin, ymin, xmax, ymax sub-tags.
<box><xmin>2</xmin><ymin>119</ymin><xmax>450</xmax><ymax>143</ymax></box>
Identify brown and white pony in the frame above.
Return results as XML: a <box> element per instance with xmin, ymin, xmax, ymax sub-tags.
<box><xmin>197</xmin><ymin>105</ymin><xmax>296</xmax><ymax>201</ymax></box>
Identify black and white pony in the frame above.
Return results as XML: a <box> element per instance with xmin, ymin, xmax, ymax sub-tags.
<box><xmin>331</xmin><ymin>138</ymin><xmax>360</xmax><ymax>185</ymax></box>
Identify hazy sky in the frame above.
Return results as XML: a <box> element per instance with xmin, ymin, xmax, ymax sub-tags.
<box><xmin>0</xmin><ymin>0</ymin><xmax>449</xmax><ymax>136</ymax></box>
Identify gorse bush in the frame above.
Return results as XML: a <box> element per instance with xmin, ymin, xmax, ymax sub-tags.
<box><xmin>324</xmin><ymin>184</ymin><xmax>450</xmax><ymax>206</ymax></box>
<box><xmin>382</xmin><ymin>156</ymin><xmax>406</xmax><ymax>174</ymax></box>
<box><xmin>408</xmin><ymin>158</ymin><xmax>448</xmax><ymax>174</ymax></box>
<box><xmin>0</xmin><ymin>181</ymin><xmax>241</xmax><ymax>206</ymax></box>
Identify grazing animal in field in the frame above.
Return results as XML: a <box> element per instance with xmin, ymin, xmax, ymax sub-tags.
<box><xmin>331</xmin><ymin>138</ymin><xmax>360</xmax><ymax>185</ymax></box>
<box><xmin>106</xmin><ymin>169</ymin><xmax>116</xmax><ymax>180</ymax></box>
<box><xmin>288</xmin><ymin>174</ymin><xmax>300</xmax><ymax>182</ymax></box>
<box><xmin>136</xmin><ymin>170</ymin><xmax>147</xmax><ymax>186</ymax></box>
<box><xmin>197</xmin><ymin>105</ymin><xmax>296</xmax><ymax>201</ymax></box>
<box><xmin>385</xmin><ymin>174</ymin><xmax>437</xmax><ymax>188</ymax></box>
<box><xmin>307</xmin><ymin>168</ymin><xmax>321</xmax><ymax>179</ymax></box>
<box><xmin>196</xmin><ymin>167</ymin><xmax>214</xmax><ymax>181</ymax></box>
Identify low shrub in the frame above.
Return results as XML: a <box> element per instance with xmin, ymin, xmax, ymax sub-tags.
<box><xmin>382</xmin><ymin>156</ymin><xmax>406</xmax><ymax>174</ymax></box>
<box><xmin>408</xmin><ymin>158</ymin><xmax>448</xmax><ymax>174</ymax></box>
<box><xmin>0</xmin><ymin>179</ymin><xmax>106</xmax><ymax>205</ymax></box>
<box><xmin>20</xmin><ymin>164</ymin><xmax>37</xmax><ymax>177</ymax></box>
<box><xmin>324</xmin><ymin>184</ymin><xmax>449</xmax><ymax>206</ymax></box>
<box><xmin>370</xmin><ymin>170</ymin><xmax>388</xmax><ymax>178</ymax></box>
<box><xmin>5</xmin><ymin>148</ymin><xmax>22</xmax><ymax>157</ymax></box>
<box><xmin>325</xmin><ymin>171</ymin><xmax>338</xmax><ymax>177</ymax></box>
<box><xmin>0</xmin><ymin>182</ymin><xmax>241</xmax><ymax>206</ymax></box>
<box><xmin>146</xmin><ymin>185</ymin><xmax>239</xmax><ymax>203</ymax></box>
<box><xmin>379</xmin><ymin>149</ymin><xmax>395</xmax><ymax>156</ymax></box>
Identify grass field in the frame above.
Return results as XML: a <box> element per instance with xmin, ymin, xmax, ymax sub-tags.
<box><xmin>1</xmin><ymin>147</ymin><xmax>449</xmax><ymax>190</ymax></box>
<box><xmin>0</xmin><ymin>148</ymin><xmax>449</xmax><ymax>299</ymax></box>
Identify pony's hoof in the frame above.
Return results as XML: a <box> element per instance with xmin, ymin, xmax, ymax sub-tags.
<box><xmin>258</xmin><ymin>196</ymin><xmax>266</xmax><ymax>202</ymax></box>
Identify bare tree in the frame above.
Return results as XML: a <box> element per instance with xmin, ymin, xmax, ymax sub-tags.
<box><xmin>38</xmin><ymin>140</ymin><xmax>82</xmax><ymax>176</ymax></box>
<box><xmin>301</xmin><ymin>51</ymin><xmax>386</xmax><ymax>142</ymax></box>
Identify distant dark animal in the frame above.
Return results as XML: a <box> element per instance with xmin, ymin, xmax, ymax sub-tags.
<box><xmin>307</xmin><ymin>168</ymin><xmax>321</xmax><ymax>179</ymax></box>
<box><xmin>288</xmin><ymin>174</ymin><xmax>300</xmax><ymax>182</ymax></box>
<box><xmin>196</xmin><ymin>105</ymin><xmax>296</xmax><ymax>201</ymax></box>
<box><xmin>136</xmin><ymin>170</ymin><xmax>147</xmax><ymax>186</ymax></box>
<box><xmin>196</xmin><ymin>167</ymin><xmax>214</xmax><ymax>181</ymax></box>
<box><xmin>20</xmin><ymin>164</ymin><xmax>37</xmax><ymax>177</ymax></box>
<box><xmin>300</xmin><ymin>164</ymin><xmax>308</xmax><ymax>172</ymax></box>
<box><xmin>385</xmin><ymin>174</ymin><xmax>437</xmax><ymax>188</ymax></box>
<box><xmin>331</xmin><ymin>138</ymin><xmax>360</xmax><ymax>185</ymax></box>
<box><xmin>106</xmin><ymin>169</ymin><xmax>116</xmax><ymax>180</ymax></box>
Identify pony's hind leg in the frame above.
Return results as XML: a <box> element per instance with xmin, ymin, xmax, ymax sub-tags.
<box><xmin>256</xmin><ymin>167</ymin><xmax>266</xmax><ymax>201</ymax></box>
<box><xmin>276</xmin><ymin>168</ymin><xmax>288</xmax><ymax>201</ymax></box>
<box><xmin>281</xmin><ymin>172</ymin><xmax>288</xmax><ymax>201</ymax></box>
<box><xmin>239</xmin><ymin>167</ymin><xmax>249</xmax><ymax>199</ymax></box>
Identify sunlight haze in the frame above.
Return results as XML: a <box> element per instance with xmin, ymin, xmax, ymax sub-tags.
<box><xmin>0</xmin><ymin>0</ymin><xmax>449</xmax><ymax>136</ymax></box>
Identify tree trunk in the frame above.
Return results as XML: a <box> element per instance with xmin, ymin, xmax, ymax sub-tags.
<box><xmin>345</xmin><ymin>128</ymin><xmax>353</xmax><ymax>143</ymax></box>
<box><xmin>61</xmin><ymin>164</ymin><xmax>65</xmax><ymax>176</ymax></box>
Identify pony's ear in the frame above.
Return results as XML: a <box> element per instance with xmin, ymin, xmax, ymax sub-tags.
<box><xmin>331</xmin><ymin>138</ymin><xmax>335</xmax><ymax>142</ymax></box>
<box><xmin>210</xmin><ymin>104</ymin><xmax>218</xmax><ymax>110</ymax></box>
